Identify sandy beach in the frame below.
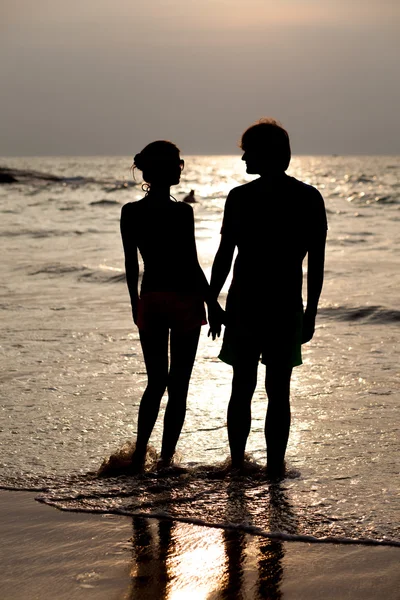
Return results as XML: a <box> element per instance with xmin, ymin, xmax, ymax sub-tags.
<box><xmin>0</xmin><ymin>490</ymin><xmax>399</xmax><ymax>600</ymax></box>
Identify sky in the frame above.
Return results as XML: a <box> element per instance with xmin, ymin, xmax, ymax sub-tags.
<box><xmin>1</xmin><ymin>0</ymin><xmax>399</xmax><ymax>155</ymax></box>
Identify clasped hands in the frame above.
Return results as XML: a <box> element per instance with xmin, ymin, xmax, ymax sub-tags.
<box><xmin>207</xmin><ymin>301</ymin><xmax>226</xmax><ymax>340</ymax></box>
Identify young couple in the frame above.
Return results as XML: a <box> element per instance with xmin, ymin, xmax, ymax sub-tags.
<box><xmin>120</xmin><ymin>118</ymin><xmax>327</xmax><ymax>478</ymax></box>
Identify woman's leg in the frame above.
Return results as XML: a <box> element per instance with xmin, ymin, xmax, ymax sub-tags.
<box><xmin>264</xmin><ymin>366</ymin><xmax>292</xmax><ymax>476</ymax></box>
<box><xmin>160</xmin><ymin>326</ymin><xmax>201</xmax><ymax>463</ymax></box>
<box><xmin>133</xmin><ymin>327</ymin><xmax>169</xmax><ymax>465</ymax></box>
<box><xmin>227</xmin><ymin>356</ymin><xmax>259</xmax><ymax>469</ymax></box>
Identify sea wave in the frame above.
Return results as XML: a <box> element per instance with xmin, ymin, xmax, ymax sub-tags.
<box><xmin>2</xmin><ymin>464</ymin><xmax>398</xmax><ymax>547</ymax></box>
<box><xmin>36</xmin><ymin>499</ymin><xmax>400</xmax><ymax>548</ymax></box>
<box><xmin>1</xmin><ymin>227</ymin><xmax>112</xmax><ymax>238</ymax></box>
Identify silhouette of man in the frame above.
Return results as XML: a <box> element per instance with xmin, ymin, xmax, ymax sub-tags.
<box><xmin>210</xmin><ymin>118</ymin><xmax>327</xmax><ymax>477</ymax></box>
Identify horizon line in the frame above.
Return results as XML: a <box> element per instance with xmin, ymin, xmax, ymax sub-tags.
<box><xmin>1</xmin><ymin>152</ymin><xmax>399</xmax><ymax>159</ymax></box>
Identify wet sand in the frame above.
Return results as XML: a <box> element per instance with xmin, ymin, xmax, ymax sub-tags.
<box><xmin>0</xmin><ymin>491</ymin><xmax>399</xmax><ymax>600</ymax></box>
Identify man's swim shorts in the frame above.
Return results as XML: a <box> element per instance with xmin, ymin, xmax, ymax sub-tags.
<box><xmin>218</xmin><ymin>311</ymin><xmax>303</xmax><ymax>368</ymax></box>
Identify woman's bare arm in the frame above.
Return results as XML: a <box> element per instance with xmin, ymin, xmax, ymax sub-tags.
<box><xmin>185</xmin><ymin>205</ymin><xmax>225</xmax><ymax>338</ymax></box>
<box><xmin>120</xmin><ymin>204</ymin><xmax>139</xmax><ymax>324</ymax></box>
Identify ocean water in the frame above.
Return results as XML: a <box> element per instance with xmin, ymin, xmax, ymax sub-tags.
<box><xmin>0</xmin><ymin>155</ymin><xmax>399</xmax><ymax>548</ymax></box>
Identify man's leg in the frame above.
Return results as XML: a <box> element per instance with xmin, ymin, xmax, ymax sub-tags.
<box><xmin>264</xmin><ymin>366</ymin><xmax>292</xmax><ymax>477</ymax></box>
<box><xmin>227</xmin><ymin>351</ymin><xmax>259</xmax><ymax>469</ymax></box>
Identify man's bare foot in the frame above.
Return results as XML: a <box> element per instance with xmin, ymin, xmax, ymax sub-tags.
<box><xmin>156</xmin><ymin>456</ymin><xmax>173</xmax><ymax>471</ymax></box>
<box><xmin>230</xmin><ymin>456</ymin><xmax>244</xmax><ymax>469</ymax></box>
<box><xmin>266</xmin><ymin>461</ymin><xmax>286</xmax><ymax>481</ymax></box>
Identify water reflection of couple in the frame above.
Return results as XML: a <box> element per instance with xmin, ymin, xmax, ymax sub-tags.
<box><xmin>127</xmin><ymin>482</ymin><xmax>296</xmax><ymax>599</ymax></box>
<box><xmin>120</xmin><ymin>118</ymin><xmax>327</xmax><ymax>478</ymax></box>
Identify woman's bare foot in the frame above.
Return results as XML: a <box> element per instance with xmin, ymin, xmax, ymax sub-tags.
<box><xmin>156</xmin><ymin>454</ymin><xmax>187</xmax><ymax>475</ymax></box>
<box><xmin>128</xmin><ymin>450</ymin><xmax>146</xmax><ymax>474</ymax></box>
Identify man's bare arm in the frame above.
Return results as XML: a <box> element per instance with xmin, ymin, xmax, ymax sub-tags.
<box><xmin>210</xmin><ymin>235</ymin><xmax>236</xmax><ymax>301</ymax></box>
<box><xmin>303</xmin><ymin>231</ymin><xmax>327</xmax><ymax>343</ymax></box>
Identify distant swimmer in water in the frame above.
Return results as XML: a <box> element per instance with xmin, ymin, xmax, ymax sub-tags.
<box><xmin>120</xmin><ymin>141</ymin><xmax>223</xmax><ymax>472</ymax></box>
<box><xmin>210</xmin><ymin>118</ymin><xmax>327</xmax><ymax>478</ymax></box>
<box><xmin>183</xmin><ymin>189</ymin><xmax>197</xmax><ymax>203</ymax></box>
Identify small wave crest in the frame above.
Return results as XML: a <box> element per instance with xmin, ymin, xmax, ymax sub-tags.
<box><xmin>2</xmin><ymin>228</ymin><xmax>77</xmax><ymax>239</ymax></box>
<box><xmin>319</xmin><ymin>304</ymin><xmax>400</xmax><ymax>324</ymax></box>
<box><xmin>28</xmin><ymin>262</ymin><xmax>126</xmax><ymax>283</ymax></box>
<box><xmin>346</xmin><ymin>192</ymin><xmax>398</xmax><ymax>205</ymax></box>
<box><xmin>89</xmin><ymin>199</ymin><xmax>121</xmax><ymax>206</ymax></box>
<box><xmin>0</xmin><ymin>166</ymin><xmax>137</xmax><ymax>190</ymax></box>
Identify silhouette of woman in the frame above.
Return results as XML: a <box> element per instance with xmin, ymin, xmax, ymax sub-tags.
<box><xmin>120</xmin><ymin>141</ymin><xmax>221</xmax><ymax>471</ymax></box>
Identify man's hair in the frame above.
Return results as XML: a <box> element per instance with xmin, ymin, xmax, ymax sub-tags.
<box><xmin>240</xmin><ymin>118</ymin><xmax>291</xmax><ymax>171</ymax></box>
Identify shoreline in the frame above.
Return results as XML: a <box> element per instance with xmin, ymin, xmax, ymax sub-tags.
<box><xmin>1</xmin><ymin>490</ymin><xmax>399</xmax><ymax>600</ymax></box>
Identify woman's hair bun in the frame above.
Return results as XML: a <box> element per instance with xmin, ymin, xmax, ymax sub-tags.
<box><xmin>133</xmin><ymin>141</ymin><xmax>180</xmax><ymax>175</ymax></box>
<box><xmin>134</xmin><ymin>153</ymin><xmax>143</xmax><ymax>170</ymax></box>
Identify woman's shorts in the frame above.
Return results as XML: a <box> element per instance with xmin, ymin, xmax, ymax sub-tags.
<box><xmin>218</xmin><ymin>311</ymin><xmax>303</xmax><ymax>369</ymax></box>
<box><xmin>137</xmin><ymin>292</ymin><xmax>207</xmax><ymax>333</ymax></box>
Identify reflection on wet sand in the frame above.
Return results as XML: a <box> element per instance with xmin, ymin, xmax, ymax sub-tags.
<box><xmin>129</xmin><ymin>518</ymin><xmax>172</xmax><ymax>599</ymax></box>
<box><xmin>126</xmin><ymin>482</ymin><xmax>297</xmax><ymax>599</ymax></box>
